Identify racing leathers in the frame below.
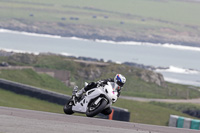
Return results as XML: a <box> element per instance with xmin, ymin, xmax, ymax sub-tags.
<box><xmin>76</xmin><ymin>78</ymin><xmax>121</xmax><ymax>98</ymax></box>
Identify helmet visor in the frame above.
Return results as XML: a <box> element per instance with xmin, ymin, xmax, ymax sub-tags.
<box><xmin>117</xmin><ymin>81</ymin><xmax>124</xmax><ymax>87</ymax></box>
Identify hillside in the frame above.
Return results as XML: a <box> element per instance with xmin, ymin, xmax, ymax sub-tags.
<box><xmin>0</xmin><ymin>52</ymin><xmax>200</xmax><ymax>99</ymax></box>
<box><xmin>1</xmin><ymin>0</ymin><xmax>200</xmax><ymax>47</ymax></box>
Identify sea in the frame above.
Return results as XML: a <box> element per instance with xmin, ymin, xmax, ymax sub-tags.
<box><xmin>0</xmin><ymin>29</ymin><xmax>200</xmax><ymax>87</ymax></box>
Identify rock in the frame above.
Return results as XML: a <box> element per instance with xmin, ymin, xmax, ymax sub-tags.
<box><xmin>0</xmin><ymin>62</ymin><xmax>9</xmax><ymax>67</ymax></box>
<box><xmin>7</xmin><ymin>53</ymin><xmax>37</xmax><ymax>65</ymax></box>
<box><xmin>137</xmin><ymin>70</ymin><xmax>167</xmax><ymax>87</ymax></box>
<box><xmin>77</xmin><ymin>67</ymin><xmax>102</xmax><ymax>80</ymax></box>
<box><xmin>0</xmin><ymin>50</ymin><xmax>15</xmax><ymax>57</ymax></box>
<box><xmin>123</xmin><ymin>62</ymin><xmax>156</xmax><ymax>70</ymax></box>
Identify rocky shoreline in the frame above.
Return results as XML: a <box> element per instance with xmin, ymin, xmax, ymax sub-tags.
<box><xmin>1</xmin><ymin>20</ymin><xmax>200</xmax><ymax>48</ymax></box>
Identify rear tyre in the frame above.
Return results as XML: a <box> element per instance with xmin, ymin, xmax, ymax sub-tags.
<box><xmin>63</xmin><ymin>100</ymin><xmax>74</xmax><ymax>115</ymax></box>
<box><xmin>86</xmin><ymin>98</ymin><xmax>107</xmax><ymax>117</ymax></box>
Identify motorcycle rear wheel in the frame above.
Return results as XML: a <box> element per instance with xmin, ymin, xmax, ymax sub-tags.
<box><xmin>63</xmin><ymin>100</ymin><xmax>74</xmax><ymax>115</ymax></box>
<box><xmin>86</xmin><ymin>98</ymin><xmax>107</xmax><ymax>117</ymax></box>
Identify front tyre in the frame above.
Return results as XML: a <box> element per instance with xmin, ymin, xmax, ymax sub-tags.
<box><xmin>63</xmin><ymin>100</ymin><xmax>74</xmax><ymax>115</ymax></box>
<box><xmin>86</xmin><ymin>98</ymin><xmax>107</xmax><ymax>117</ymax></box>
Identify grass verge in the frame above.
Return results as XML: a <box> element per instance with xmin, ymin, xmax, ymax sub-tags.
<box><xmin>114</xmin><ymin>98</ymin><xmax>196</xmax><ymax>126</ymax></box>
<box><xmin>0</xmin><ymin>88</ymin><xmax>63</xmax><ymax>114</ymax></box>
<box><xmin>0</xmin><ymin>69</ymin><xmax>72</xmax><ymax>95</ymax></box>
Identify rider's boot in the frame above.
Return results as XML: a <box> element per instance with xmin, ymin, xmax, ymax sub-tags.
<box><xmin>71</xmin><ymin>86</ymin><xmax>79</xmax><ymax>105</ymax></box>
<box><xmin>75</xmin><ymin>88</ymin><xmax>85</xmax><ymax>98</ymax></box>
<box><xmin>72</xmin><ymin>86</ymin><xmax>78</xmax><ymax>96</ymax></box>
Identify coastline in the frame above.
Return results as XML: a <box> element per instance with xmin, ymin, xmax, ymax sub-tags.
<box><xmin>1</xmin><ymin>28</ymin><xmax>200</xmax><ymax>52</ymax></box>
<box><xmin>1</xmin><ymin>21</ymin><xmax>200</xmax><ymax>48</ymax></box>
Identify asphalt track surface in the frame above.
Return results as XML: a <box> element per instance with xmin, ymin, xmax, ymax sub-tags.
<box><xmin>0</xmin><ymin>106</ymin><xmax>199</xmax><ymax>133</ymax></box>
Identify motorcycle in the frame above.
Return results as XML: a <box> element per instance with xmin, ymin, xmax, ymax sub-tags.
<box><xmin>63</xmin><ymin>82</ymin><xmax>118</xmax><ymax>117</ymax></box>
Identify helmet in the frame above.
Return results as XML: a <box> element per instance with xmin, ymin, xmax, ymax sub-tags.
<box><xmin>114</xmin><ymin>74</ymin><xmax>126</xmax><ymax>87</ymax></box>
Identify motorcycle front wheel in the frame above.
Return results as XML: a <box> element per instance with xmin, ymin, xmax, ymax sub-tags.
<box><xmin>63</xmin><ymin>100</ymin><xmax>74</xmax><ymax>115</ymax></box>
<box><xmin>86</xmin><ymin>98</ymin><xmax>107</xmax><ymax>117</ymax></box>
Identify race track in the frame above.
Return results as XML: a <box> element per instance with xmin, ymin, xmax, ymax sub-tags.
<box><xmin>0</xmin><ymin>106</ymin><xmax>199</xmax><ymax>133</ymax></box>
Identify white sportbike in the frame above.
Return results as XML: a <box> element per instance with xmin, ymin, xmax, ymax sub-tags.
<box><xmin>63</xmin><ymin>82</ymin><xmax>118</xmax><ymax>117</ymax></box>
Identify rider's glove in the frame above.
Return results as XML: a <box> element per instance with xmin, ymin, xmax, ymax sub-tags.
<box><xmin>96</xmin><ymin>80</ymin><xmax>104</xmax><ymax>87</ymax></box>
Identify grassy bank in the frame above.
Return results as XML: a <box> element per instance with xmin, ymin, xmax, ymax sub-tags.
<box><xmin>150</xmin><ymin>101</ymin><xmax>200</xmax><ymax>114</ymax></box>
<box><xmin>114</xmin><ymin>98</ymin><xmax>196</xmax><ymax>126</ymax></box>
<box><xmin>0</xmin><ymin>88</ymin><xmax>63</xmax><ymax>114</ymax></box>
<box><xmin>0</xmin><ymin>69</ymin><xmax>72</xmax><ymax>95</ymax></box>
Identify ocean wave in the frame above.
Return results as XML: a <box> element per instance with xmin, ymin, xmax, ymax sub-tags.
<box><xmin>95</xmin><ymin>39</ymin><xmax>145</xmax><ymax>46</ymax></box>
<box><xmin>164</xmin><ymin>77</ymin><xmax>200</xmax><ymax>87</ymax></box>
<box><xmin>0</xmin><ymin>29</ymin><xmax>92</xmax><ymax>41</ymax></box>
<box><xmin>0</xmin><ymin>48</ymin><xmax>39</xmax><ymax>55</ymax></box>
<box><xmin>60</xmin><ymin>52</ymin><xmax>76</xmax><ymax>57</ymax></box>
<box><xmin>1</xmin><ymin>28</ymin><xmax>200</xmax><ymax>52</ymax></box>
<box><xmin>162</xmin><ymin>43</ymin><xmax>200</xmax><ymax>52</ymax></box>
<box><xmin>0</xmin><ymin>29</ymin><xmax>62</xmax><ymax>39</ymax></box>
<box><xmin>95</xmin><ymin>39</ymin><xmax>200</xmax><ymax>52</ymax></box>
<box><xmin>156</xmin><ymin>65</ymin><xmax>200</xmax><ymax>74</ymax></box>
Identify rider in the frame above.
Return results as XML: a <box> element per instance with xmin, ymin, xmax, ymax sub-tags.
<box><xmin>75</xmin><ymin>74</ymin><xmax>126</xmax><ymax>98</ymax></box>
<box><xmin>74</xmin><ymin>74</ymin><xmax>126</xmax><ymax>115</ymax></box>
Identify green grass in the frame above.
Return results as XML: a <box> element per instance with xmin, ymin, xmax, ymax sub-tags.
<box><xmin>0</xmin><ymin>69</ymin><xmax>72</xmax><ymax>95</ymax></box>
<box><xmin>150</xmin><ymin>101</ymin><xmax>200</xmax><ymax>113</ymax></box>
<box><xmin>123</xmin><ymin>80</ymin><xmax>200</xmax><ymax>99</ymax></box>
<box><xmin>114</xmin><ymin>98</ymin><xmax>199</xmax><ymax>126</ymax></box>
<box><xmin>0</xmin><ymin>88</ymin><xmax>64</xmax><ymax>114</ymax></box>
<box><xmin>4</xmin><ymin>0</ymin><xmax>200</xmax><ymax>25</ymax></box>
